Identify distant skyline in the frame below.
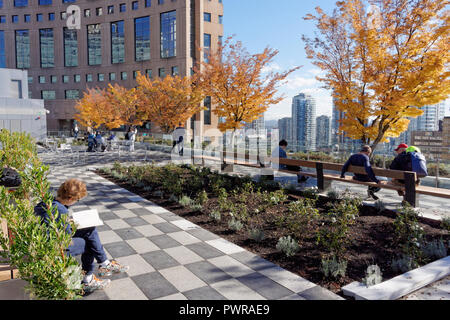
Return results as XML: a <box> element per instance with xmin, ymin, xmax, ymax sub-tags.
<box><xmin>222</xmin><ymin>0</ymin><xmax>450</xmax><ymax>121</ymax></box>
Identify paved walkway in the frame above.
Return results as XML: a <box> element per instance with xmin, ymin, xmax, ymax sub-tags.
<box><xmin>42</xmin><ymin>152</ymin><xmax>343</xmax><ymax>300</ymax></box>
<box><xmin>22</xmin><ymin>147</ymin><xmax>446</xmax><ymax>300</ymax></box>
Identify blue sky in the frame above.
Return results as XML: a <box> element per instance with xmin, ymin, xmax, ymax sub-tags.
<box><xmin>222</xmin><ymin>0</ymin><xmax>450</xmax><ymax>121</ymax></box>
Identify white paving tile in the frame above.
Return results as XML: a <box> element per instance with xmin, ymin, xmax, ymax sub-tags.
<box><xmin>170</xmin><ymin>219</ymin><xmax>200</xmax><ymax>231</ymax></box>
<box><xmin>116</xmin><ymin>254</ymin><xmax>155</xmax><ymax>277</ymax></box>
<box><xmin>208</xmin><ymin>256</ymin><xmax>255</xmax><ymax>278</ymax></box>
<box><xmin>141</xmin><ymin>214</ymin><xmax>167</xmax><ymax>225</ymax></box>
<box><xmin>146</xmin><ymin>206</ymin><xmax>171</xmax><ymax>214</ymax></box>
<box><xmin>211</xmin><ymin>278</ymin><xmax>266</xmax><ymax>300</ymax></box>
<box><xmin>104</xmin><ymin>219</ymin><xmax>131</xmax><ymax>230</ymax></box>
<box><xmin>167</xmin><ymin>231</ymin><xmax>202</xmax><ymax>245</ymax></box>
<box><xmin>159</xmin><ymin>265</ymin><xmax>207</xmax><ymax>293</ymax></box>
<box><xmin>126</xmin><ymin>238</ymin><xmax>160</xmax><ymax>254</ymax></box>
<box><xmin>98</xmin><ymin>230</ymin><xmax>123</xmax><ymax>245</ymax></box>
<box><xmin>121</xmin><ymin>202</ymin><xmax>143</xmax><ymax>209</ymax></box>
<box><xmin>104</xmin><ymin>277</ymin><xmax>148</xmax><ymax>300</ymax></box>
<box><xmin>205</xmin><ymin>238</ymin><xmax>246</xmax><ymax>255</ymax></box>
<box><xmin>258</xmin><ymin>266</ymin><xmax>316</xmax><ymax>293</ymax></box>
<box><xmin>164</xmin><ymin>246</ymin><xmax>204</xmax><ymax>265</ymax></box>
<box><xmin>134</xmin><ymin>224</ymin><xmax>164</xmax><ymax>237</ymax></box>
<box><xmin>114</xmin><ymin>209</ymin><xmax>137</xmax><ymax>219</ymax></box>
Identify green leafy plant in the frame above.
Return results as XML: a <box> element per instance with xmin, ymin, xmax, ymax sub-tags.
<box><xmin>276</xmin><ymin>236</ymin><xmax>299</xmax><ymax>257</ymax></box>
<box><xmin>441</xmin><ymin>217</ymin><xmax>450</xmax><ymax>232</ymax></box>
<box><xmin>283</xmin><ymin>199</ymin><xmax>319</xmax><ymax>239</ymax></box>
<box><xmin>248</xmin><ymin>228</ymin><xmax>265</xmax><ymax>242</ymax></box>
<box><xmin>362</xmin><ymin>265</ymin><xmax>383</xmax><ymax>287</ymax></box>
<box><xmin>196</xmin><ymin>190</ymin><xmax>209</xmax><ymax>206</ymax></box>
<box><xmin>320</xmin><ymin>255</ymin><xmax>347</xmax><ymax>279</ymax></box>
<box><xmin>391</xmin><ymin>255</ymin><xmax>418</xmax><ymax>273</ymax></box>
<box><xmin>209</xmin><ymin>210</ymin><xmax>221</xmax><ymax>223</ymax></box>
<box><xmin>421</xmin><ymin>239</ymin><xmax>447</xmax><ymax>261</ymax></box>
<box><xmin>228</xmin><ymin>217</ymin><xmax>244</xmax><ymax>232</ymax></box>
<box><xmin>301</xmin><ymin>187</ymin><xmax>319</xmax><ymax>200</ymax></box>
<box><xmin>178</xmin><ymin>195</ymin><xmax>193</xmax><ymax>208</ymax></box>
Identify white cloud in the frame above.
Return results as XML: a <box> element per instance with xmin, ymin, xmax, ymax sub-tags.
<box><xmin>261</xmin><ymin>63</ymin><xmax>282</xmax><ymax>74</ymax></box>
<box><xmin>285</xmin><ymin>75</ymin><xmax>318</xmax><ymax>90</ymax></box>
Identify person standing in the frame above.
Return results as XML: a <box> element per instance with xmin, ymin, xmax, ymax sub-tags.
<box><xmin>340</xmin><ymin>145</ymin><xmax>382</xmax><ymax>200</ymax></box>
<box><xmin>128</xmin><ymin>127</ymin><xmax>137</xmax><ymax>152</ymax></box>
<box><xmin>73</xmin><ymin>124</ymin><xmax>79</xmax><ymax>139</ymax></box>
<box><xmin>172</xmin><ymin>124</ymin><xmax>186</xmax><ymax>156</ymax></box>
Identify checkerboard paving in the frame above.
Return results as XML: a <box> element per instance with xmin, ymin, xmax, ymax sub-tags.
<box><xmin>45</xmin><ymin>164</ymin><xmax>344</xmax><ymax>300</ymax></box>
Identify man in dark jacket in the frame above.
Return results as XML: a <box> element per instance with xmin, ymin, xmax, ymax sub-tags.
<box><xmin>389</xmin><ymin>143</ymin><xmax>421</xmax><ymax>197</ymax></box>
<box><xmin>340</xmin><ymin>145</ymin><xmax>381</xmax><ymax>200</ymax></box>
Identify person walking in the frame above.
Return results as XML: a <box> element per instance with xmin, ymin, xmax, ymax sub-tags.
<box><xmin>73</xmin><ymin>124</ymin><xmax>79</xmax><ymax>139</ymax></box>
<box><xmin>128</xmin><ymin>127</ymin><xmax>137</xmax><ymax>152</ymax></box>
<box><xmin>340</xmin><ymin>145</ymin><xmax>382</xmax><ymax>200</ymax></box>
<box><xmin>172</xmin><ymin>124</ymin><xmax>186</xmax><ymax>156</ymax></box>
<box><xmin>34</xmin><ymin>178</ymin><xmax>129</xmax><ymax>293</ymax></box>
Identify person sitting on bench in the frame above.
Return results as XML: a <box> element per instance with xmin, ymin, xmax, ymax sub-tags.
<box><xmin>340</xmin><ymin>145</ymin><xmax>381</xmax><ymax>200</ymax></box>
<box><xmin>271</xmin><ymin>140</ymin><xmax>308</xmax><ymax>183</ymax></box>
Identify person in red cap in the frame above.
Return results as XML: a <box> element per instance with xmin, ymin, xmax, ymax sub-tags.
<box><xmin>389</xmin><ymin>143</ymin><xmax>420</xmax><ymax>196</ymax></box>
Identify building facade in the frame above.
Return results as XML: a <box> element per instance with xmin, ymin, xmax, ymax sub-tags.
<box><xmin>292</xmin><ymin>93</ymin><xmax>316</xmax><ymax>152</ymax></box>
<box><xmin>0</xmin><ymin>68</ymin><xmax>47</xmax><ymax>140</ymax></box>
<box><xmin>443</xmin><ymin>117</ymin><xmax>450</xmax><ymax>161</ymax></box>
<box><xmin>316</xmin><ymin>115</ymin><xmax>330</xmax><ymax>150</ymax></box>
<box><xmin>0</xmin><ymin>0</ymin><xmax>223</xmax><ymax>133</ymax></box>
<box><xmin>277</xmin><ymin>117</ymin><xmax>292</xmax><ymax>145</ymax></box>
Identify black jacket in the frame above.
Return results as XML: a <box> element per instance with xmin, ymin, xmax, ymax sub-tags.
<box><xmin>389</xmin><ymin>152</ymin><xmax>412</xmax><ymax>172</ymax></box>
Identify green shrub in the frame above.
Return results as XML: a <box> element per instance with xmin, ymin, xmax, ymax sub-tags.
<box><xmin>209</xmin><ymin>210</ymin><xmax>221</xmax><ymax>223</ymax></box>
<box><xmin>320</xmin><ymin>255</ymin><xmax>347</xmax><ymax>279</ymax></box>
<box><xmin>196</xmin><ymin>190</ymin><xmax>209</xmax><ymax>206</ymax></box>
<box><xmin>228</xmin><ymin>218</ymin><xmax>244</xmax><ymax>232</ymax></box>
<box><xmin>276</xmin><ymin>236</ymin><xmax>299</xmax><ymax>257</ymax></box>
<box><xmin>248</xmin><ymin>228</ymin><xmax>265</xmax><ymax>242</ymax></box>
<box><xmin>441</xmin><ymin>217</ymin><xmax>450</xmax><ymax>232</ymax></box>
<box><xmin>362</xmin><ymin>265</ymin><xmax>383</xmax><ymax>287</ymax></box>
<box><xmin>421</xmin><ymin>239</ymin><xmax>447</xmax><ymax>261</ymax></box>
<box><xmin>393</xmin><ymin>204</ymin><xmax>424</xmax><ymax>264</ymax></box>
<box><xmin>283</xmin><ymin>199</ymin><xmax>319</xmax><ymax>239</ymax></box>
<box><xmin>178</xmin><ymin>195</ymin><xmax>193</xmax><ymax>208</ymax></box>
<box><xmin>391</xmin><ymin>255</ymin><xmax>418</xmax><ymax>273</ymax></box>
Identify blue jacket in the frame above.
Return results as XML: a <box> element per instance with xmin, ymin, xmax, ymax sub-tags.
<box><xmin>34</xmin><ymin>200</ymin><xmax>72</xmax><ymax>234</ymax></box>
<box><xmin>341</xmin><ymin>153</ymin><xmax>379</xmax><ymax>183</ymax></box>
<box><xmin>271</xmin><ymin>146</ymin><xmax>288</xmax><ymax>170</ymax></box>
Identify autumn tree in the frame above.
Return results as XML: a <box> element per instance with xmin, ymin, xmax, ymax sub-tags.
<box><xmin>75</xmin><ymin>84</ymin><xmax>143</xmax><ymax>130</ymax></box>
<box><xmin>303</xmin><ymin>0</ymin><xmax>449</xmax><ymax>152</ymax></box>
<box><xmin>196</xmin><ymin>37</ymin><xmax>300</xmax><ymax>134</ymax></box>
<box><xmin>135</xmin><ymin>72</ymin><xmax>206</xmax><ymax>133</ymax></box>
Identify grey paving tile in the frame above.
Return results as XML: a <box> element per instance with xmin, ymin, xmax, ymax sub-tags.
<box><xmin>186</xmin><ymin>228</ymin><xmax>220</xmax><ymax>241</ymax></box>
<box><xmin>130</xmin><ymin>208</ymin><xmax>154</xmax><ymax>216</ymax></box>
<box><xmin>186</xmin><ymin>242</ymin><xmax>226</xmax><ymax>260</ymax></box>
<box><xmin>141</xmin><ymin>250</ymin><xmax>180</xmax><ymax>270</ymax></box>
<box><xmin>147</xmin><ymin>234</ymin><xmax>182</xmax><ymax>249</ymax></box>
<box><xmin>83</xmin><ymin>288</ymin><xmax>109</xmax><ymax>300</ymax></box>
<box><xmin>230</xmin><ymin>251</ymin><xmax>276</xmax><ymax>271</ymax></box>
<box><xmin>153</xmin><ymin>222</ymin><xmax>182</xmax><ymax>233</ymax></box>
<box><xmin>236</xmin><ymin>272</ymin><xmax>295</xmax><ymax>300</ymax></box>
<box><xmin>103</xmin><ymin>241</ymin><xmax>137</xmax><ymax>258</ymax></box>
<box><xmin>96</xmin><ymin>224</ymin><xmax>112</xmax><ymax>232</ymax></box>
<box><xmin>114</xmin><ymin>228</ymin><xmax>145</xmax><ymax>241</ymax></box>
<box><xmin>183</xmin><ymin>286</ymin><xmax>227</xmax><ymax>300</ymax></box>
<box><xmin>98</xmin><ymin>211</ymin><xmax>120</xmax><ymax>221</ymax></box>
<box><xmin>185</xmin><ymin>261</ymin><xmax>233</xmax><ymax>285</ymax></box>
<box><xmin>297</xmin><ymin>286</ymin><xmax>344</xmax><ymax>300</ymax></box>
<box><xmin>131</xmin><ymin>272</ymin><xmax>179</xmax><ymax>300</ymax></box>
<box><xmin>123</xmin><ymin>216</ymin><xmax>150</xmax><ymax>227</ymax></box>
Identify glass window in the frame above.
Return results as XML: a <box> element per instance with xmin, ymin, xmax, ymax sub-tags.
<box><xmin>96</xmin><ymin>8</ymin><xmax>102</xmax><ymax>16</ymax></box>
<box><xmin>158</xmin><ymin>67</ymin><xmax>165</xmax><ymax>78</ymax></box>
<box><xmin>49</xmin><ymin>13</ymin><xmax>55</xmax><ymax>21</ymax></box>
<box><xmin>87</xmin><ymin>24</ymin><xmax>101</xmax><ymax>65</ymax></box>
<box><xmin>158</xmin><ymin>0</ymin><xmax>164</xmax><ymax>4</ymax></box>
<box><xmin>39</xmin><ymin>76</ymin><xmax>46</xmax><ymax>85</ymax></box>
<box><xmin>132</xmin><ymin>1</ymin><xmax>138</xmax><ymax>10</ymax></box>
<box><xmin>160</xmin><ymin>11</ymin><xmax>176</xmax><ymax>58</ymax></box>
<box><xmin>145</xmin><ymin>0</ymin><xmax>151</xmax><ymax>7</ymax></box>
<box><xmin>24</xmin><ymin>15</ymin><xmax>31</xmax><ymax>23</ymax></box>
<box><xmin>108</xmin><ymin>5</ymin><xmax>114</xmax><ymax>14</ymax></box>
<box><xmin>86</xmin><ymin>74</ymin><xmax>93</xmax><ymax>82</ymax></box>
<box><xmin>171</xmin><ymin>66</ymin><xmax>178</xmax><ymax>76</ymax></box>
<box><xmin>204</xmin><ymin>33</ymin><xmax>211</xmax><ymax>63</ymax></box>
<box><xmin>135</xmin><ymin>16</ymin><xmax>150</xmax><ymax>61</ymax></box>
<box><xmin>98</xmin><ymin>73</ymin><xmax>104</xmax><ymax>81</ymax></box>
<box><xmin>40</xmin><ymin>28</ymin><xmax>54</xmax><ymax>68</ymax></box>
<box><xmin>50</xmin><ymin>75</ymin><xmax>57</xmax><ymax>83</ymax></box>
<box><xmin>39</xmin><ymin>0</ymin><xmax>52</xmax><ymax>5</ymax></box>
<box><xmin>0</xmin><ymin>16</ymin><xmax>5</xmax><ymax>24</ymax></box>
<box><xmin>63</xmin><ymin>0</ymin><xmax>76</xmax><ymax>2</ymax></box>
<box><xmin>15</xmin><ymin>30</ymin><xmax>30</xmax><ymax>69</ymax></box>
<box><xmin>0</xmin><ymin>31</ymin><xmax>5</xmax><ymax>68</ymax></box>
<box><xmin>145</xmin><ymin>69</ymin><xmax>152</xmax><ymax>78</ymax></box>
<box><xmin>65</xmin><ymin>89</ymin><xmax>79</xmax><ymax>100</ymax></box>
<box><xmin>219</xmin><ymin>15</ymin><xmax>223</xmax><ymax>24</ymax></box>
<box><xmin>14</xmin><ymin>0</ymin><xmax>28</xmax><ymax>7</ymax></box>
<box><xmin>109</xmin><ymin>72</ymin><xmax>116</xmax><ymax>81</ymax></box>
<box><xmin>28</xmin><ymin>77</ymin><xmax>33</xmax><ymax>84</ymax></box>
<box><xmin>133</xmin><ymin>71</ymin><xmax>139</xmax><ymax>79</ymax></box>
<box><xmin>64</xmin><ymin>28</ymin><xmax>78</xmax><ymax>67</ymax></box>
<box><xmin>12</xmin><ymin>16</ymin><xmax>19</xmax><ymax>23</ymax></box>
<box><xmin>121</xmin><ymin>71</ymin><xmax>127</xmax><ymax>80</ymax></box>
<box><xmin>62</xmin><ymin>75</ymin><xmax>69</xmax><ymax>83</ymax></box>
<box><xmin>204</xmin><ymin>96</ymin><xmax>211</xmax><ymax>125</ymax></box>
<box><xmin>74</xmin><ymin>74</ymin><xmax>81</xmax><ymax>82</ymax></box>
<box><xmin>84</xmin><ymin>9</ymin><xmax>90</xmax><ymax>17</ymax></box>
<box><xmin>204</xmin><ymin>12</ymin><xmax>211</xmax><ymax>22</ymax></box>
<box><xmin>111</xmin><ymin>21</ymin><xmax>125</xmax><ymax>64</ymax></box>
<box><xmin>0</xmin><ymin>0</ymin><xmax>2</xmax><ymax>8</ymax></box>
<box><xmin>37</xmin><ymin>14</ymin><xmax>43</xmax><ymax>22</ymax></box>
<box><xmin>41</xmin><ymin>90</ymin><xmax>56</xmax><ymax>100</ymax></box>
<box><xmin>120</xmin><ymin>3</ymin><xmax>126</xmax><ymax>12</ymax></box>
<box><xmin>61</xmin><ymin>12</ymin><xmax>67</xmax><ymax>20</ymax></box>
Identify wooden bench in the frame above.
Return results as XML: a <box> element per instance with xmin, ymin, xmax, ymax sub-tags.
<box><xmin>191</xmin><ymin>151</ymin><xmax>450</xmax><ymax>207</ymax></box>
<box><xmin>0</xmin><ymin>218</ymin><xmax>18</xmax><ymax>282</ymax></box>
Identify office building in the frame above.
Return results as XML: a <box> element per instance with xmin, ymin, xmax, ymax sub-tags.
<box><xmin>292</xmin><ymin>93</ymin><xmax>316</xmax><ymax>152</ymax></box>
<box><xmin>277</xmin><ymin>117</ymin><xmax>292</xmax><ymax>145</ymax></box>
<box><xmin>0</xmin><ymin>0</ymin><xmax>223</xmax><ymax>133</ymax></box>
<box><xmin>316</xmin><ymin>115</ymin><xmax>331</xmax><ymax>149</ymax></box>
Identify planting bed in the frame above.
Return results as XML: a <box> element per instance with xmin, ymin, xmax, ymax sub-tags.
<box><xmin>96</xmin><ymin>164</ymin><xmax>449</xmax><ymax>299</ymax></box>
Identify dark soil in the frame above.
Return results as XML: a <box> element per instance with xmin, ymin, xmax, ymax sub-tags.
<box><xmin>96</xmin><ymin>170</ymin><xmax>449</xmax><ymax>299</ymax></box>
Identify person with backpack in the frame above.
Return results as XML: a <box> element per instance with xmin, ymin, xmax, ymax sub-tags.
<box><xmin>389</xmin><ymin>144</ymin><xmax>427</xmax><ymax>197</ymax></box>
